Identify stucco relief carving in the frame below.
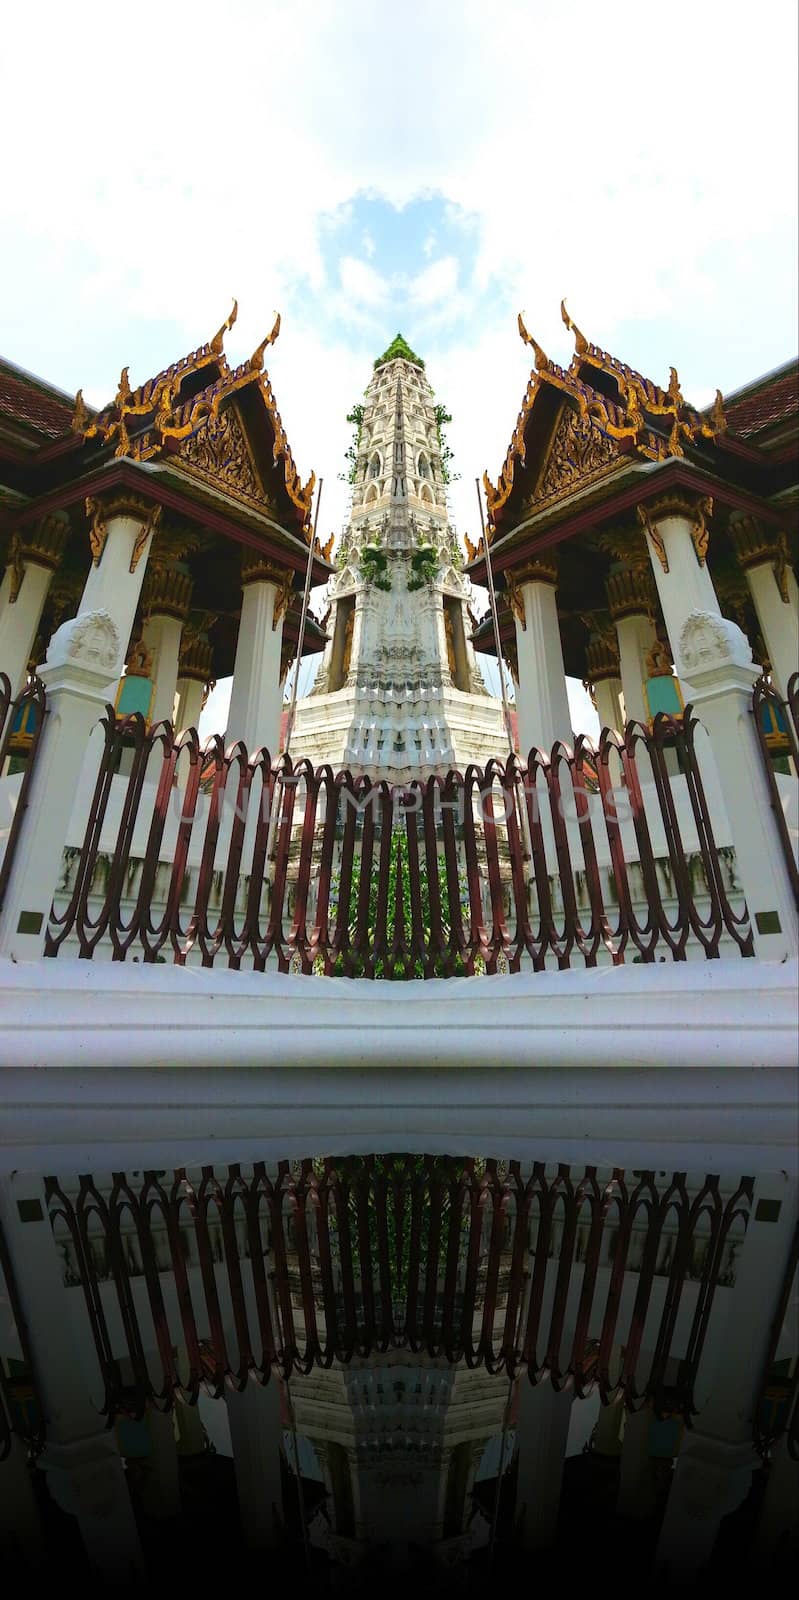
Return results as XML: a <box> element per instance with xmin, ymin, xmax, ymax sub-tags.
<box><xmin>45</xmin><ymin>609</ymin><xmax>121</xmax><ymax>676</ymax></box>
<box><xmin>677</xmin><ymin>610</ymin><xmax>753</xmax><ymax>679</ymax></box>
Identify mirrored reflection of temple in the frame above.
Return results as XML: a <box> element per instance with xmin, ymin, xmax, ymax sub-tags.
<box><xmin>0</xmin><ymin>303</ymin><xmax>797</xmax><ymax>1591</ymax></box>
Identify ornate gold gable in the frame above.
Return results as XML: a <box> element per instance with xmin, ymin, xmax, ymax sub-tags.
<box><xmin>483</xmin><ymin>303</ymin><xmax>727</xmax><ymax>538</ymax></box>
<box><xmin>525</xmin><ymin>402</ymin><xmax>619</xmax><ymax>512</ymax></box>
<box><xmin>177</xmin><ymin>403</ymin><xmax>267</xmax><ymax>509</ymax></box>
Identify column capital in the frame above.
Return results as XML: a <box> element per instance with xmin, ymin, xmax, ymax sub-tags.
<box><xmin>731</xmin><ymin>514</ymin><xmax>792</xmax><ymax>603</ymax></box>
<box><xmin>178</xmin><ymin>628</ymin><xmax>214</xmax><ymax>684</ymax></box>
<box><xmin>606</xmin><ymin>565</ymin><xmax>657</xmax><ymax>620</ymax></box>
<box><xmin>637</xmin><ymin>492</ymin><xmax>714</xmax><ymax>570</ymax></box>
<box><xmin>141</xmin><ymin>563</ymin><xmax>193</xmax><ymax>621</ymax></box>
<box><xmin>583</xmin><ymin>615</ymin><xmax>621</xmax><ymax>683</ymax></box>
<box><xmin>241</xmin><ymin>555</ymin><xmax>294</xmax><ymax>628</ymax></box>
<box><xmin>20</xmin><ymin>512</ymin><xmax>70</xmax><ymax>575</ymax></box>
<box><xmin>84</xmin><ymin>493</ymin><xmax>162</xmax><ymax>571</ymax></box>
<box><xmin>505</xmin><ymin>557</ymin><xmax>558</xmax><ymax>630</ymax></box>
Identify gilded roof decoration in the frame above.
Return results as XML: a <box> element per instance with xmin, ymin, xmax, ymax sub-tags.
<box><xmin>483</xmin><ymin>303</ymin><xmax>728</xmax><ymax>534</ymax></box>
<box><xmin>68</xmin><ymin>303</ymin><xmax>314</xmax><ymax>534</ymax></box>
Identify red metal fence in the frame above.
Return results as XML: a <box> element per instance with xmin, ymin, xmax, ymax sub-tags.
<box><xmin>753</xmin><ymin>671</ymin><xmax>799</xmax><ymax>907</ymax></box>
<box><xmin>44</xmin><ymin>1159</ymin><xmax>752</xmax><ymax>1427</ymax></box>
<box><xmin>41</xmin><ymin>704</ymin><xmax>753</xmax><ymax>972</ymax></box>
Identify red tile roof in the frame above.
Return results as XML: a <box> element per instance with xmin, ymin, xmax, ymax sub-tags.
<box><xmin>0</xmin><ymin>363</ymin><xmax>74</xmax><ymax>439</ymax></box>
<box><xmin>724</xmin><ymin>363</ymin><xmax>798</xmax><ymax>442</ymax></box>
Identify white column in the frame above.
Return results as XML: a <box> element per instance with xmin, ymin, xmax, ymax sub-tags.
<box><xmin>0</xmin><ymin>1433</ymin><xmax>45</xmax><ymax>1567</ymax></box>
<box><xmin>0</xmin><ymin>1172</ymin><xmax>145</xmax><ymax>1582</ymax></box>
<box><xmin>638</xmin><ymin>494</ymin><xmax>721</xmax><ymax>663</ymax></box>
<box><xmin>0</xmin><ymin>610</ymin><xmax>121</xmax><ymax>961</ymax></box>
<box><xmin>593</xmin><ymin>677</ymin><xmax>625</xmax><ymax>735</ymax></box>
<box><xmin>731</xmin><ymin>516</ymin><xmax>799</xmax><ymax>698</ymax></box>
<box><xmin>655</xmin><ymin>1171</ymin><xmax>798</xmax><ymax>1581</ymax></box>
<box><xmin>0</xmin><ymin>515</ymin><xmax>69</xmax><ymax>692</ymax></box>
<box><xmin>140</xmin><ymin>565</ymin><xmax>193</xmax><ymax>728</ymax></box>
<box><xmin>514</xmin><ymin>1380</ymin><xmax>573</xmax><ymax>1549</ymax></box>
<box><xmin>78</xmin><ymin>497</ymin><xmax>160</xmax><ymax>678</ymax></box>
<box><xmin>509</xmin><ymin>560</ymin><xmax>572</xmax><ymax>757</ymax></box>
<box><xmin>0</xmin><ymin>563</ymin><xmax>52</xmax><ymax>692</ymax></box>
<box><xmin>616</xmin><ymin>1404</ymin><xmax>657</xmax><ymax>1519</ymax></box>
<box><xmin>676</xmin><ymin>610</ymin><xmax>798</xmax><ymax>960</ymax></box>
<box><xmin>607</xmin><ymin>569</ymin><xmax>660</xmax><ymax>727</ymax></box>
<box><xmin>753</xmin><ymin>1434</ymin><xmax>799</xmax><ymax>1562</ymax></box>
<box><xmin>226</xmin><ymin>1378</ymin><xmax>285</xmax><ymax>1549</ymax></box>
<box><xmin>175</xmin><ymin>676</ymin><xmax>206</xmax><ymax>735</ymax></box>
<box><xmin>139</xmin><ymin>1405</ymin><xmax>181</xmax><ymax>1519</ymax></box>
<box><xmin>592</xmin><ymin>1397</ymin><xmax>624</xmax><ymax>1458</ymax></box>
<box><xmin>141</xmin><ymin>612</ymin><xmax>183</xmax><ymax>726</ymax></box>
<box><xmin>227</xmin><ymin>562</ymin><xmax>289</xmax><ymax>756</ymax></box>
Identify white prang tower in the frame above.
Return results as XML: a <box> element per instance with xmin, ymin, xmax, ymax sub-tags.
<box><xmin>291</xmin><ymin>334</ymin><xmax>505</xmax><ymax>777</ymax></box>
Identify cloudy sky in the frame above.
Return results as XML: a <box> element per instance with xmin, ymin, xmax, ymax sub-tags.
<box><xmin>2</xmin><ymin>1</ymin><xmax>796</xmax><ymax>728</ymax></box>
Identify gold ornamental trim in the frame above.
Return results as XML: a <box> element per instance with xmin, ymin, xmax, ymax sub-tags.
<box><xmin>240</xmin><ymin>557</ymin><xmax>294</xmax><ymax>628</ymax></box>
<box><xmin>731</xmin><ymin>515</ymin><xmax>792</xmax><ymax>603</ymax></box>
<box><xmin>84</xmin><ymin>495</ymin><xmax>162</xmax><ymax>569</ymax></box>
<box><xmin>638</xmin><ymin>493</ymin><xmax>714</xmax><ymax>569</ymax></box>
<box><xmin>583</xmin><ymin>617</ymin><xmax>621</xmax><ymax>682</ymax></box>
<box><xmin>141</xmin><ymin>565</ymin><xmax>193</xmax><ymax>621</ymax></box>
<box><xmin>605</xmin><ymin>566</ymin><xmax>656</xmax><ymax>621</ymax></box>
<box><xmin>20</xmin><ymin>513</ymin><xmax>69</xmax><ymax>573</ymax></box>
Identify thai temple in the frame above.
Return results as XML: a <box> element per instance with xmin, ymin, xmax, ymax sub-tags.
<box><xmin>0</xmin><ymin>301</ymin><xmax>796</xmax><ymax>1591</ymax></box>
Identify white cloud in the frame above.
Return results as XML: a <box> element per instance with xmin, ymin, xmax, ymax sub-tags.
<box><xmin>339</xmin><ymin>256</ymin><xmax>390</xmax><ymax>307</ymax></box>
<box><xmin>1</xmin><ymin>0</ymin><xmax>796</xmax><ymax>745</ymax></box>
<box><xmin>409</xmin><ymin>256</ymin><xmax>460</xmax><ymax>306</ymax></box>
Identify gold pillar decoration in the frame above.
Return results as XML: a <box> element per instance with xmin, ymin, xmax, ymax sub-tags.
<box><xmin>5</xmin><ymin>514</ymin><xmax>69</xmax><ymax>603</ymax></box>
<box><xmin>84</xmin><ymin>494</ymin><xmax>162</xmax><ymax>569</ymax></box>
<box><xmin>240</xmin><ymin>555</ymin><xmax>294</xmax><ymax>629</ymax></box>
<box><xmin>637</xmin><ymin>492</ymin><xmax>714</xmax><ymax>570</ymax></box>
<box><xmin>605</xmin><ymin>566</ymin><xmax>657</xmax><ymax>621</ymax></box>
<box><xmin>730</xmin><ymin>514</ymin><xmax>792</xmax><ymax>604</ymax></box>
<box><xmin>582</xmin><ymin>615</ymin><xmax>621</xmax><ymax>683</ymax></box>
<box><xmin>178</xmin><ymin>629</ymin><xmax>214</xmax><ymax>685</ymax></box>
<box><xmin>141</xmin><ymin>565</ymin><xmax>193</xmax><ymax>622</ymax></box>
<box><xmin>505</xmin><ymin>555</ymin><xmax>559</xmax><ymax>630</ymax></box>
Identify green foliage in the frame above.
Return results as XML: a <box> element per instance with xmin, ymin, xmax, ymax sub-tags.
<box><xmin>360</xmin><ymin>543</ymin><xmax>392</xmax><ymax>592</ymax></box>
<box><xmin>374</xmin><ymin>332</ymin><xmax>425</xmax><ymax>370</ymax></box>
<box><xmin>339</xmin><ymin>402</ymin><xmax>365</xmax><ymax>485</ymax></box>
<box><xmin>407</xmin><ymin>543</ymin><xmax>438</xmax><ymax>592</ymax></box>
<box><xmin>433</xmin><ymin>403</ymin><xmax>459</xmax><ymax>485</ymax></box>
<box><xmin>331</xmin><ymin>830</ymin><xmax>466</xmax><ymax>979</ymax></box>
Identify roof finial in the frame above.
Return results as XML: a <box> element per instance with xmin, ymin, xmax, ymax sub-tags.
<box><xmin>210</xmin><ymin>297</ymin><xmax>238</xmax><ymax>355</ymax></box>
<box><xmin>667</xmin><ymin>367</ymin><xmax>685</xmax><ymax>408</ymax></box>
<box><xmin>249</xmin><ymin>312</ymin><xmax>281</xmax><ymax>372</ymax></box>
<box><xmin>115</xmin><ymin>367</ymin><xmax>132</xmax><ymax>408</ymax></box>
<box><xmin>561</xmin><ymin>298</ymin><xmax>589</xmax><ymax>355</ymax></box>
<box><xmin>72</xmin><ymin>388</ymin><xmax>89</xmax><ymax>433</ymax></box>
<box><xmin>517</xmin><ymin>312</ymin><xmax>549</xmax><ymax>372</ymax></box>
<box><xmin>710</xmin><ymin>388</ymin><xmax>727</xmax><ymax>433</ymax></box>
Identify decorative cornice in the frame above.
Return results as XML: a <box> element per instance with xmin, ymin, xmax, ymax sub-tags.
<box><xmin>605</xmin><ymin>566</ymin><xmax>657</xmax><ymax>621</ymax></box>
<box><xmin>583</xmin><ymin>617</ymin><xmax>621</xmax><ymax>682</ymax></box>
<box><xmin>637</xmin><ymin>492</ymin><xmax>714</xmax><ymax>570</ymax></box>
<box><xmin>240</xmin><ymin>556</ymin><xmax>294</xmax><ymax>628</ymax></box>
<box><xmin>511</xmin><ymin>555</ymin><xmax>559</xmax><ymax>588</ymax></box>
<box><xmin>20</xmin><ymin>513</ymin><xmax>69</xmax><ymax>572</ymax></box>
<box><xmin>141</xmin><ymin>565</ymin><xmax>193</xmax><ymax>621</ymax></box>
<box><xmin>730</xmin><ymin>514</ymin><xmax>792</xmax><ymax>603</ymax></box>
<box><xmin>178</xmin><ymin>630</ymin><xmax>214</xmax><ymax>684</ymax></box>
<box><xmin>84</xmin><ymin>494</ymin><xmax>162</xmax><ymax>569</ymax></box>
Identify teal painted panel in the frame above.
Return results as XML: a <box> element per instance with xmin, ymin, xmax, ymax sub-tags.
<box><xmin>645</xmin><ymin>676</ymin><xmax>682</xmax><ymax>717</ymax></box>
<box><xmin>117</xmin><ymin>676</ymin><xmax>153</xmax><ymax>717</ymax></box>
